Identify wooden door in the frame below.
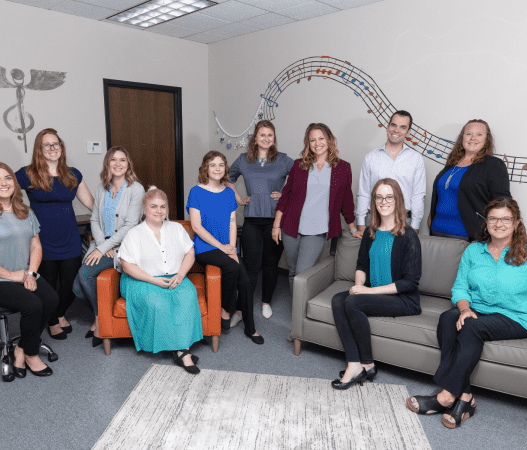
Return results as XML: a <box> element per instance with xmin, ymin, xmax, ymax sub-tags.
<box><xmin>104</xmin><ymin>80</ymin><xmax>183</xmax><ymax>219</ymax></box>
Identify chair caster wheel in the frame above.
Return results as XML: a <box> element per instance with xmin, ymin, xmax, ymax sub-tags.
<box><xmin>3</xmin><ymin>373</ymin><xmax>15</xmax><ymax>382</ymax></box>
<box><xmin>48</xmin><ymin>353</ymin><xmax>58</xmax><ymax>362</ymax></box>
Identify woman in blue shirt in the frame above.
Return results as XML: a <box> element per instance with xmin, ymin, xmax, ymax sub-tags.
<box><xmin>187</xmin><ymin>151</ymin><xmax>263</xmax><ymax>345</ymax></box>
<box><xmin>226</xmin><ymin>120</ymin><xmax>293</xmax><ymax>322</ymax></box>
<box><xmin>16</xmin><ymin>128</ymin><xmax>94</xmax><ymax>340</ymax></box>
<box><xmin>331</xmin><ymin>178</ymin><xmax>422</xmax><ymax>390</ymax></box>
<box><xmin>407</xmin><ymin>197</ymin><xmax>527</xmax><ymax>428</ymax></box>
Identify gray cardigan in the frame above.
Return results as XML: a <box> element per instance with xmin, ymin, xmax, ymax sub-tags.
<box><xmin>84</xmin><ymin>181</ymin><xmax>145</xmax><ymax>272</ymax></box>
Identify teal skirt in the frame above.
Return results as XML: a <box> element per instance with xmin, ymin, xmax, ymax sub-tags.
<box><xmin>120</xmin><ymin>273</ymin><xmax>203</xmax><ymax>353</ymax></box>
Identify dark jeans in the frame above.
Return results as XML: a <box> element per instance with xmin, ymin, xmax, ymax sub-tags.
<box><xmin>73</xmin><ymin>255</ymin><xmax>114</xmax><ymax>315</ymax></box>
<box><xmin>196</xmin><ymin>249</ymin><xmax>256</xmax><ymax>335</ymax></box>
<box><xmin>241</xmin><ymin>218</ymin><xmax>283</xmax><ymax>304</ymax></box>
<box><xmin>433</xmin><ymin>308</ymin><xmax>527</xmax><ymax>397</ymax></box>
<box><xmin>39</xmin><ymin>256</ymin><xmax>82</xmax><ymax>326</ymax></box>
<box><xmin>0</xmin><ymin>278</ymin><xmax>59</xmax><ymax>355</ymax></box>
<box><xmin>332</xmin><ymin>291</ymin><xmax>418</xmax><ymax>364</ymax></box>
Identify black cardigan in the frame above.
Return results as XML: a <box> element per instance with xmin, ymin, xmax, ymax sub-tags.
<box><xmin>356</xmin><ymin>226</ymin><xmax>422</xmax><ymax>313</ymax></box>
<box><xmin>430</xmin><ymin>155</ymin><xmax>511</xmax><ymax>241</ymax></box>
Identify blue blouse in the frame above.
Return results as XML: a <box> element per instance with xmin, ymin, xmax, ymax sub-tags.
<box><xmin>186</xmin><ymin>186</ymin><xmax>238</xmax><ymax>255</ymax></box>
<box><xmin>103</xmin><ymin>181</ymin><xmax>126</xmax><ymax>237</ymax></box>
<box><xmin>369</xmin><ymin>230</ymin><xmax>395</xmax><ymax>287</ymax></box>
<box><xmin>452</xmin><ymin>242</ymin><xmax>527</xmax><ymax>330</ymax></box>
<box><xmin>15</xmin><ymin>167</ymin><xmax>82</xmax><ymax>260</ymax></box>
<box><xmin>431</xmin><ymin>166</ymin><xmax>469</xmax><ymax>237</ymax></box>
<box><xmin>298</xmin><ymin>162</ymin><xmax>331</xmax><ymax>235</ymax></box>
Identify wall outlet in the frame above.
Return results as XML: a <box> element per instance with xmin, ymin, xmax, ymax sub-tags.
<box><xmin>87</xmin><ymin>142</ymin><xmax>102</xmax><ymax>154</ymax></box>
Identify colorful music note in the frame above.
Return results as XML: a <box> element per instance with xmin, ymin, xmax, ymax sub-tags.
<box><xmin>521</xmin><ymin>164</ymin><xmax>527</xmax><ymax>183</ymax></box>
<box><xmin>504</xmin><ymin>154</ymin><xmax>509</xmax><ymax>168</ymax></box>
<box><xmin>413</xmin><ymin>130</ymin><xmax>426</xmax><ymax>145</ymax></box>
<box><xmin>260</xmin><ymin>94</ymin><xmax>278</xmax><ymax>107</ymax></box>
<box><xmin>268</xmin><ymin>79</ymin><xmax>282</xmax><ymax>94</ymax></box>
<box><xmin>406</xmin><ymin>126</ymin><xmax>419</xmax><ymax>142</ymax></box>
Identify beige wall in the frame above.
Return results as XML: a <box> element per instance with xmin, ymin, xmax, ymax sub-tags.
<box><xmin>209</xmin><ymin>0</ymin><xmax>527</xmax><ymax>231</ymax></box>
<box><xmin>0</xmin><ymin>0</ymin><xmax>209</xmax><ymax>216</ymax></box>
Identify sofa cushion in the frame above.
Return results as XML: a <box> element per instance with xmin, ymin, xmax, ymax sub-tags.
<box><xmin>334</xmin><ymin>231</ymin><xmax>361</xmax><ymax>282</ymax></box>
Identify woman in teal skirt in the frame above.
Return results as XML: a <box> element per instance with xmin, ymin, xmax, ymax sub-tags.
<box><xmin>119</xmin><ymin>188</ymin><xmax>203</xmax><ymax>374</ymax></box>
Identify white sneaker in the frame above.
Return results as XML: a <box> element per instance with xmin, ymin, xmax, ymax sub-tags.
<box><xmin>262</xmin><ymin>304</ymin><xmax>272</xmax><ymax>319</ymax></box>
<box><xmin>230</xmin><ymin>313</ymin><xmax>242</xmax><ymax>328</ymax></box>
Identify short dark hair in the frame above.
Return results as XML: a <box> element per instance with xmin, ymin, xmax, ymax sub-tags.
<box><xmin>389</xmin><ymin>110</ymin><xmax>413</xmax><ymax>130</ymax></box>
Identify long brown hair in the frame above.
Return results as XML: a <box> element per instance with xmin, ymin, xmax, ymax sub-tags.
<box><xmin>446</xmin><ymin>119</ymin><xmax>494</xmax><ymax>167</ymax></box>
<box><xmin>100</xmin><ymin>147</ymin><xmax>139</xmax><ymax>190</ymax></box>
<box><xmin>198</xmin><ymin>151</ymin><xmax>230</xmax><ymax>184</ymax></box>
<box><xmin>477</xmin><ymin>198</ymin><xmax>527</xmax><ymax>266</ymax></box>
<box><xmin>247</xmin><ymin>120</ymin><xmax>278</xmax><ymax>163</ymax></box>
<box><xmin>369</xmin><ymin>178</ymin><xmax>407</xmax><ymax>239</ymax></box>
<box><xmin>0</xmin><ymin>162</ymin><xmax>30</xmax><ymax>220</ymax></box>
<box><xmin>26</xmin><ymin>128</ymin><xmax>78</xmax><ymax>191</ymax></box>
<box><xmin>299</xmin><ymin>123</ymin><xmax>340</xmax><ymax>171</ymax></box>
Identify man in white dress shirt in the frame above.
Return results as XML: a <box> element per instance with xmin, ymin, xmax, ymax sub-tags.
<box><xmin>354</xmin><ymin>110</ymin><xmax>426</xmax><ymax>238</ymax></box>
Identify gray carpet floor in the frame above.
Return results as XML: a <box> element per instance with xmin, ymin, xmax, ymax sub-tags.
<box><xmin>2</xmin><ymin>273</ymin><xmax>526</xmax><ymax>450</ymax></box>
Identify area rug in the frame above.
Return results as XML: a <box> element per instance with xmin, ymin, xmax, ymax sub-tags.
<box><xmin>92</xmin><ymin>364</ymin><xmax>431</xmax><ymax>450</ymax></box>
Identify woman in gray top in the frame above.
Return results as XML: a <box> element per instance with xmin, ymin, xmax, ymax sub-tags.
<box><xmin>0</xmin><ymin>162</ymin><xmax>58</xmax><ymax>377</ymax></box>
<box><xmin>227</xmin><ymin>120</ymin><xmax>294</xmax><ymax>321</ymax></box>
<box><xmin>72</xmin><ymin>147</ymin><xmax>145</xmax><ymax>347</ymax></box>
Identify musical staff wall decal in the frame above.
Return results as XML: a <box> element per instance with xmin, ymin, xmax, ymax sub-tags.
<box><xmin>214</xmin><ymin>56</ymin><xmax>525</xmax><ymax>183</ymax></box>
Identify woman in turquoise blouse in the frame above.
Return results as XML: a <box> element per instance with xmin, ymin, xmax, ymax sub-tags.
<box><xmin>407</xmin><ymin>197</ymin><xmax>527</xmax><ymax>429</ymax></box>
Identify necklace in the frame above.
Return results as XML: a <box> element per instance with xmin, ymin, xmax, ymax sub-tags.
<box><xmin>257</xmin><ymin>157</ymin><xmax>267</xmax><ymax>168</ymax></box>
<box><xmin>2</xmin><ymin>204</ymin><xmax>12</xmax><ymax>212</ymax></box>
<box><xmin>445</xmin><ymin>166</ymin><xmax>465</xmax><ymax>189</ymax></box>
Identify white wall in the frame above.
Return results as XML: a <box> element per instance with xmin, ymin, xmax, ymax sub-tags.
<box><xmin>0</xmin><ymin>0</ymin><xmax>209</xmax><ymax>216</ymax></box>
<box><xmin>209</xmin><ymin>0</ymin><xmax>527</xmax><ymax>230</ymax></box>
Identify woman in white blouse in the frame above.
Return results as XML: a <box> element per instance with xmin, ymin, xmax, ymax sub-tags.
<box><xmin>118</xmin><ymin>189</ymin><xmax>203</xmax><ymax>374</ymax></box>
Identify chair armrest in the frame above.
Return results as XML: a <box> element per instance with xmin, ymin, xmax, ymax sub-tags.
<box><xmin>97</xmin><ymin>268</ymin><xmax>121</xmax><ymax>335</ymax></box>
<box><xmin>205</xmin><ymin>265</ymin><xmax>222</xmax><ymax>334</ymax></box>
<box><xmin>291</xmin><ymin>256</ymin><xmax>335</xmax><ymax>339</ymax></box>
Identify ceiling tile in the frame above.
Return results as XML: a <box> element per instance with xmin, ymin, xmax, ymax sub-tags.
<box><xmin>238</xmin><ymin>0</ymin><xmax>309</xmax><ymax>10</ymax></box>
<box><xmin>184</xmin><ymin>32</ymin><xmax>226</xmax><ymax>43</ymax></box>
<box><xmin>239</xmin><ymin>12</ymin><xmax>296</xmax><ymax>29</ymax></box>
<box><xmin>147</xmin><ymin>22</ymin><xmax>199</xmax><ymax>38</ymax></box>
<box><xmin>200</xmin><ymin>1</ymin><xmax>266</xmax><ymax>22</ymax></box>
<box><xmin>277</xmin><ymin>1</ymin><xmax>338</xmax><ymax>20</ymax></box>
<box><xmin>167</xmin><ymin>12</ymin><xmax>231</xmax><ymax>31</ymax></box>
<box><xmin>6</xmin><ymin>0</ymin><xmax>64</xmax><ymax>8</ymax></box>
<box><xmin>80</xmin><ymin>0</ymin><xmax>144</xmax><ymax>10</ymax></box>
<box><xmin>212</xmin><ymin>22</ymin><xmax>260</xmax><ymax>37</ymax></box>
<box><xmin>52</xmin><ymin>1</ymin><xmax>118</xmax><ymax>20</ymax></box>
<box><xmin>319</xmin><ymin>0</ymin><xmax>381</xmax><ymax>8</ymax></box>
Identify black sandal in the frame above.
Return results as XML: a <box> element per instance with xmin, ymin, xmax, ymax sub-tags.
<box><xmin>406</xmin><ymin>395</ymin><xmax>454</xmax><ymax>415</ymax></box>
<box><xmin>442</xmin><ymin>397</ymin><xmax>476</xmax><ymax>428</ymax></box>
<box><xmin>172</xmin><ymin>350</ymin><xmax>200</xmax><ymax>375</ymax></box>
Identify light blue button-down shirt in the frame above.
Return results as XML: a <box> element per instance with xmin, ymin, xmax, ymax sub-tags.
<box><xmin>103</xmin><ymin>181</ymin><xmax>127</xmax><ymax>237</ymax></box>
<box><xmin>451</xmin><ymin>241</ymin><xmax>527</xmax><ymax>330</ymax></box>
<box><xmin>298</xmin><ymin>162</ymin><xmax>331</xmax><ymax>235</ymax></box>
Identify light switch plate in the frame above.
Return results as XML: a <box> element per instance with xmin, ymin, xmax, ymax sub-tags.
<box><xmin>87</xmin><ymin>142</ymin><xmax>102</xmax><ymax>154</ymax></box>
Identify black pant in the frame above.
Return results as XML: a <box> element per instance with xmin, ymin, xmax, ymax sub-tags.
<box><xmin>433</xmin><ymin>308</ymin><xmax>527</xmax><ymax>397</ymax></box>
<box><xmin>332</xmin><ymin>291</ymin><xmax>419</xmax><ymax>364</ymax></box>
<box><xmin>196</xmin><ymin>249</ymin><xmax>256</xmax><ymax>335</ymax></box>
<box><xmin>39</xmin><ymin>256</ymin><xmax>82</xmax><ymax>326</ymax></box>
<box><xmin>241</xmin><ymin>218</ymin><xmax>283</xmax><ymax>304</ymax></box>
<box><xmin>0</xmin><ymin>278</ymin><xmax>59</xmax><ymax>356</ymax></box>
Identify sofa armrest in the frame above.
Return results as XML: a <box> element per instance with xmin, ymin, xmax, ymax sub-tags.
<box><xmin>205</xmin><ymin>265</ymin><xmax>222</xmax><ymax>335</ymax></box>
<box><xmin>97</xmin><ymin>268</ymin><xmax>121</xmax><ymax>335</ymax></box>
<box><xmin>291</xmin><ymin>256</ymin><xmax>335</xmax><ymax>339</ymax></box>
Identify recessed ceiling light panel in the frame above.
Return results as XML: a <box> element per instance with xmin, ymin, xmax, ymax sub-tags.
<box><xmin>107</xmin><ymin>0</ymin><xmax>217</xmax><ymax>28</ymax></box>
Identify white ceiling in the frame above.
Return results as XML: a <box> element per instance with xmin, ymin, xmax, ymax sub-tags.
<box><xmin>7</xmin><ymin>0</ymin><xmax>382</xmax><ymax>44</ymax></box>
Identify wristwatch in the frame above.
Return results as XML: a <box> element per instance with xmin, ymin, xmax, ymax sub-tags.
<box><xmin>349</xmin><ymin>228</ymin><xmax>358</xmax><ymax>234</ymax></box>
<box><xmin>27</xmin><ymin>271</ymin><xmax>37</xmax><ymax>277</ymax></box>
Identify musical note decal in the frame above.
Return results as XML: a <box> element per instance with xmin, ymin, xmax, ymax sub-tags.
<box><xmin>1</xmin><ymin>67</ymin><xmax>66</xmax><ymax>153</ymax></box>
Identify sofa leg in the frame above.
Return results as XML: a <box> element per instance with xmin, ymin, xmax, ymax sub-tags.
<box><xmin>212</xmin><ymin>335</ymin><xmax>219</xmax><ymax>353</ymax></box>
<box><xmin>103</xmin><ymin>339</ymin><xmax>111</xmax><ymax>356</ymax></box>
<box><xmin>294</xmin><ymin>338</ymin><xmax>301</xmax><ymax>356</ymax></box>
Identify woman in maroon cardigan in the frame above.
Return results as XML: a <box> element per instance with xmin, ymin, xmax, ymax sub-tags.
<box><xmin>272</xmin><ymin>123</ymin><xmax>356</xmax><ymax>295</ymax></box>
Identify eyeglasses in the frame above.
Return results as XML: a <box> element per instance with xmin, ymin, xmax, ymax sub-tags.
<box><xmin>374</xmin><ymin>195</ymin><xmax>395</xmax><ymax>204</ymax></box>
<box><xmin>42</xmin><ymin>143</ymin><xmax>61</xmax><ymax>151</ymax></box>
<box><xmin>487</xmin><ymin>216</ymin><xmax>514</xmax><ymax>225</ymax></box>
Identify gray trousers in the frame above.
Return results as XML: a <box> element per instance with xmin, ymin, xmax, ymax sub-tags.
<box><xmin>282</xmin><ymin>231</ymin><xmax>326</xmax><ymax>296</ymax></box>
<box><xmin>72</xmin><ymin>255</ymin><xmax>114</xmax><ymax>315</ymax></box>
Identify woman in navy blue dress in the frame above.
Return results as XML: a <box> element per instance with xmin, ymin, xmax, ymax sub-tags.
<box><xmin>16</xmin><ymin>128</ymin><xmax>94</xmax><ymax>340</ymax></box>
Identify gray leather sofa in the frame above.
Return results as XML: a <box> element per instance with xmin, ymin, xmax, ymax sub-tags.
<box><xmin>291</xmin><ymin>230</ymin><xmax>527</xmax><ymax>399</ymax></box>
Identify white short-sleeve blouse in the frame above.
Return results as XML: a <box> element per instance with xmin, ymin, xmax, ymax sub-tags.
<box><xmin>119</xmin><ymin>221</ymin><xmax>194</xmax><ymax>277</ymax></box>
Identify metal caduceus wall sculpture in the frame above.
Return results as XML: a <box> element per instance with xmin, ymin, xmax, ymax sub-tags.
<box><xmin>0</xmin><ymin>67</ymin><xmax>66</xmax><ymax>153</ymax></box>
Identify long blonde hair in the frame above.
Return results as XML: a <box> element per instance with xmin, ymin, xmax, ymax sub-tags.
<box><xmin>0</xmin><ymin>162</ymin><xmax>30</xmax><ymax>220</ymax></box>
<box><xmin>299</xmin><ymin>123</ymin><xmax>340</xmax><ymax>171</ymax></box>
<box><xmin>100</xmin><ymin>147</ymin><xmax>139</xmax><ymax>190</ymax></box>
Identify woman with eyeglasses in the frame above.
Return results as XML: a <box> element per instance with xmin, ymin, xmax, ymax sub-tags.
<box><xmin>429</xmin><ymin>120</ymin><xmax>510</xmax><ymax>242</ymax></box>
<box><xmin>408</xmin><ymin>197</ymin><xmax>527</xmax><ymax>428</ymax></box>
<box><xmin>272</xmin><ymin>123</ymin><xmax>356</xmax><ymax>296</ymax></box>
<box><xmin>16</xmin><ymin>129</ymin><xmax>94</xmax><ymax>340</ymax></box>
<box><xmin>331</xmin><ymin>178</ymin><xmax>422</xmax><ymax>390</ymax></box>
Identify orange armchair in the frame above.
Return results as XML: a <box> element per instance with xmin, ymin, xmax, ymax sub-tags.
<box><xmin>96</xmin><ymin>220</ymin><xmax>222</xmax><ymax>355</ymax></box>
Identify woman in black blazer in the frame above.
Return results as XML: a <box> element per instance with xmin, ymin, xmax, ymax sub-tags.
<box><xmin>428</xmin><ymin>119</ymin><xmax>510</xmax><ymax>241</ymax></box>
<box><xmin>331</xmin><ymin>178</ymin><xmax>422</xmax><ymax>390</ymax></box>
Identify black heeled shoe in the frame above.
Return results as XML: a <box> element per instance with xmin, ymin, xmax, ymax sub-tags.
<box><xmin>221</xmin><ymin>317</ymin><xmax>230</xmax><ymax>331</ymax></box>
<box><xmin>172</xmin><ymin>350</ymin><xmax>200</xmax><ymax>375</ymax></box>
<box><xmin>12</xmin><ymin>365</ymin><xmax>26</xmax><ymax>378</ymax></box>
<box><xmin>61</xmin><ymin>325</ymin><xmax>73</xmax><ymax>334</ymax></box>
<box><xmin>244</xmin><ymin>331</ymin><xmax>264</xmax><ymax>345</ymax></box>
<box><xmin>85</xmin><ymin>329</ymin><xmax>94</xmax><ymax>339</ymax></box>
<box><xmin>92</xmin><ymin>336</ymin><xmax>103</xmax><ymax>347</ymax></box>
<box><xmin>340</xmin><ymin>365</ymin><xmax>377</xmax><ymax>382</ymax></box>
<box><xmin>405</xmin><ymin>395</ymin><xmax>454</xmax><ymax>415</ymax></box>
<box><xmin>47</xmin><ymin>326</ymin><xmax>67</xmax><ymax>340</ymax></box>
<box><xmin>441</xmin><ymin>396</ymin><xmax>476</xmax><ymax>428</ymax></box>
<box><xmin>26</xmin><ymin>362</ymin><xmax>53</xmax><ymax>377</ymax></box>
<box><xmin>331</xmin><ymin>368</ymin><xmax>367</xmax><ymax>390</ymax></box>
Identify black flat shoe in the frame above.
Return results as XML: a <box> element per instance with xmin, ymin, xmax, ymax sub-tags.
<box><xmin>221</xmin><ymin>317</ymin><xmax>230</xmax><ymax>331</ymax></box>
<box><xmin>62</xmin><ymin>325</ymin><xmax>73</xmax><ymax>334</ymax></box>
<box><xmin>92</xmin><ymin>336</ymin><xmax>103</xmax><ymax>348</ymax></box>
<box><xmin>12</xmin><ymin>365</ymin><xmax>26</xmax><ymax>378</ymax></box>
<box><xmin>331</xmin><ymin>368</ymin><xmax>367</xmax><ymax>390</ymax></box>
<box><xmin>406</xmin><ymin>395</ymin><xmax>454</xmax><ymax>415</ymax></box>
<box><xmin>442</xmin><ymin>397</ymin><xmax>476</xmax><ymax>429</ymax></box>
<box><xmin>340</xmin><ymin>365</ymin><xmax>377</xmax><ymax>382</ymax></box>
<box><xmin>244</xmin><ymin>331</ymin><xmax>264</xmax><ymax>345</ymax></box>
<box><xmin>172</xmin><ymin>350</ymin><xmax>200</xmax><ymax>375</ymax></box>
<box><xmin>26</xmin><ymin>363</ymin><xmax>53</xmax><ymax>377</ymax></box>
<box><xmin>47</xmin><ymin>327</ymin><xmax>67</xmax><ymax>340</ymax></box>
<box><xmin>85</xmin><ymin>329</ymin><xmax>94</xmax><ymax>339</ymax></box>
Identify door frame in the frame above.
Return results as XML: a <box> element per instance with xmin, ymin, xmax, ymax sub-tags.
<box><xmin>103</xmin><ymin>78</ymin><xmax>184</xmax><ymax>219</ymax></box>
